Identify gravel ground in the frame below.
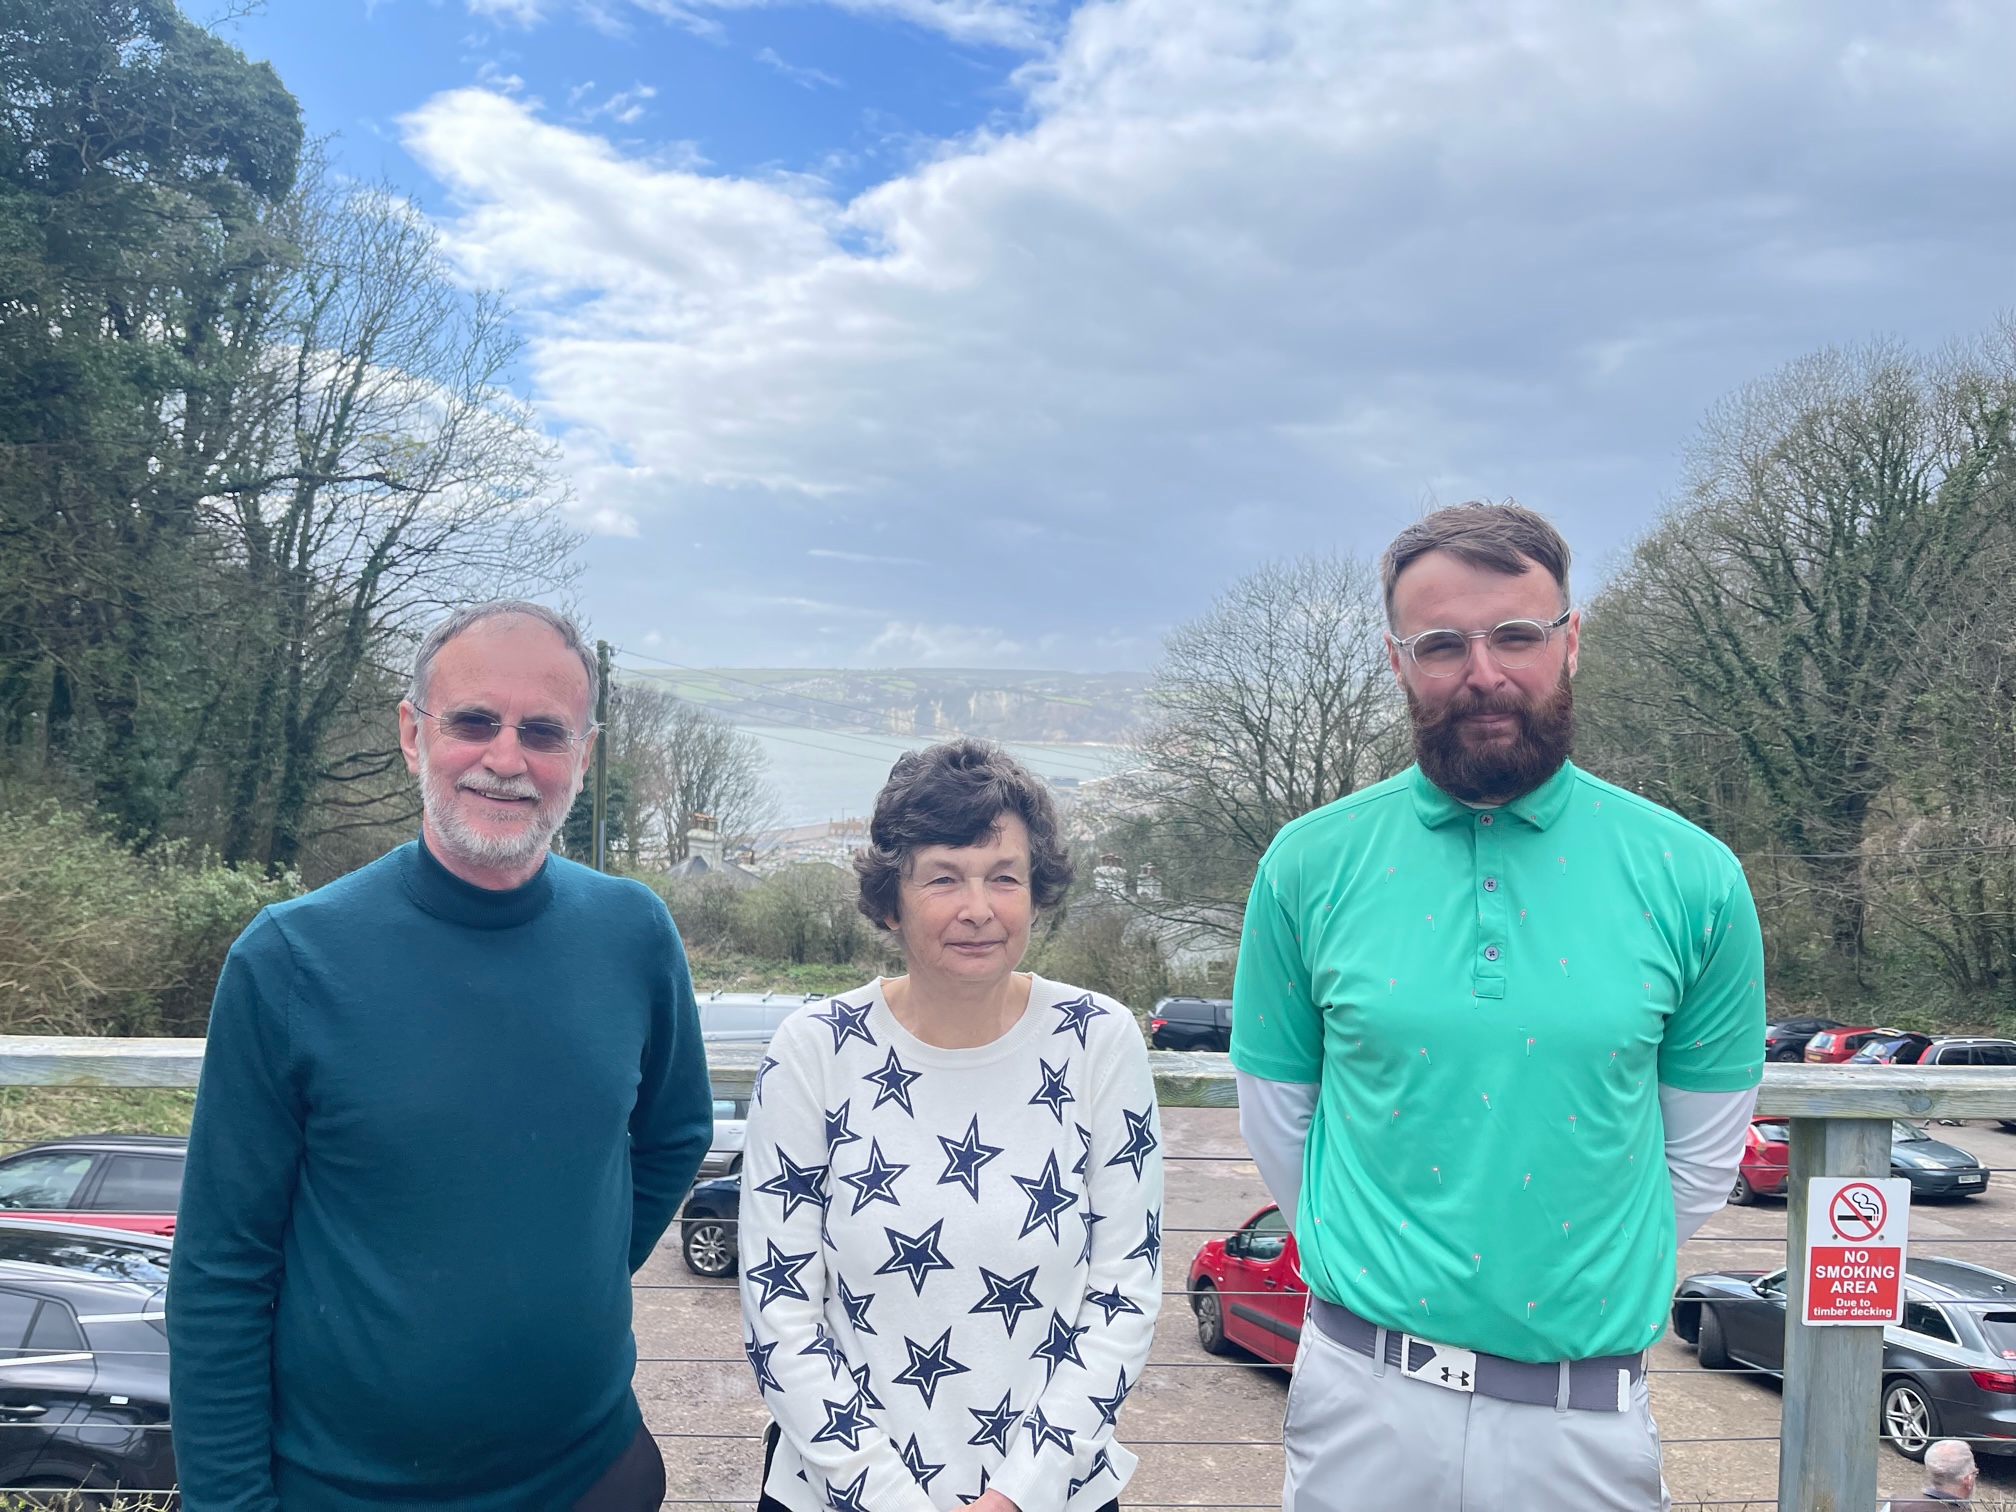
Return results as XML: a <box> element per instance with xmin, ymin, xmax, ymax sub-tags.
<box><xmin>632</xmin><ymin>1111</ymin><xmax>2016</xmax><ymax>1512</ymax></box>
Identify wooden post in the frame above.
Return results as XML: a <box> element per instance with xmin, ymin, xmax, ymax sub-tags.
<box><xmin>1777</xmin><ymin>1114</ymin><xmax>1892</xmax><ymax>1512</ymax></box>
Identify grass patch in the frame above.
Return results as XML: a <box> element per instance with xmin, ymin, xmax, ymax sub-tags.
<box><xmin>0</xmin><ymin>1086</ymin><xmax>195</xmax><ymax>1151</ymax></box>
<box><xmin>686</xmin><ymin>954</ymin><xmax>874</xmax><ymax>996</ymax></box>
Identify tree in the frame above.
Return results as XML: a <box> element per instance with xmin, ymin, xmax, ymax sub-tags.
<box><xmin>607</xmin><ymin>681</ymin><xmax>776</xmax><ymax>865</ymax></box>
<box><xmin>0</xmin><ymin>0</ymin><xmax>303</xmax><ymax>840</ymax></box>
<box><xmin>1119</xmin><ymin>554</ymin><xmax>1404</xmax><ymax>921</ymax></box>
<box><xmin>206</xmin><ymin>165</ymin><xmax>578</xmax><ymax>870</ymax></box>
<box><xmin>1586</xmin><ymin>342</ymin><xmax>2016</xmax><ymax>972</ymax></box>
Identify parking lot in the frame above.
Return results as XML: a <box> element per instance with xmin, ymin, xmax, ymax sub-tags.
<box><xmin>632</xmin><ymin>1110</ymin><xmax>2016</xmax><ymax>1512</ymax></box>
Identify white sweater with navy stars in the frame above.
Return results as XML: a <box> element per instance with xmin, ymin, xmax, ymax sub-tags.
<box><xmin>738</xmin><ymin>977</ymin><xmax>1163</xmax><ymax>1512</ymax></box>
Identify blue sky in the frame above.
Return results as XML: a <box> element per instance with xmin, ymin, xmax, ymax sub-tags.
<box><xmin>226</xmin><ymin>1</ymin><xmax>2016</xmax><ymax>671</ymax></box>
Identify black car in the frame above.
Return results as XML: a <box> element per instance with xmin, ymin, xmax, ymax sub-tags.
<box><xmin>0</xmin><ymin>1220</ymin><xmax>175</xmax><ymax>1497</ymax></box>
<box><xmin>679</xmin><ymin>1176</ymin><xmax>740</xmax><ymax>1278</ymax></box>
<box><xmin>1890</xmin><ymin>1120</ymin><xmax>1990</xmax><ymax>1199</ymax></box>
<box><xmin>1149</xmin><ymin>997</ymin><xmax>1233</xmax><ymax>1052</ymax></box>
<box><xmin>1673</xmin><ymin>1256</ymin><xmax>2016</xmax><ymax>1460</ymax></box>
<box><xmin>1763</xmin><ymin>1016</ymin><xmax>1844</xmax><ymax>1062</ymax></box>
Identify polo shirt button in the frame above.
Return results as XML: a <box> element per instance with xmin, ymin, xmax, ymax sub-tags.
<box><xmin>1483</xmin><ymin>877</ymin><xmax>1498</xmax><ymax>892</ymax></box>
<box><xmin>1483</xmin><ymin>945</ymin><xmax>1501</xmax><ymax>962</ymax></box>
<box><xmin>1479</xmin><ymin>813</ymin><xmax>1494</xmax><ymax>826</ymax></box>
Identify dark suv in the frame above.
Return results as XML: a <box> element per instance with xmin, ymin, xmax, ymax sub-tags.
<box><xmin>1149</xmin><ymin>997</ymin><xmax>1232</xmax><ymax>1052</ymax></box>
<box><xmin>1763</xmin><ymin>1017</ymin><xmax>1844</xmax><ymax>1062</ymax></box>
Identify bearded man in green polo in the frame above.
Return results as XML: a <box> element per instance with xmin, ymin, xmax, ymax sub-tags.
<box><xmin>1231</xmin><ymin>502</ymin><xmax>1765</xmax><ymax>1512</ymax></box>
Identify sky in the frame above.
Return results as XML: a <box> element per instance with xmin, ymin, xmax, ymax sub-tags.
<box><xmin>227</xmin><ymin>0</ymin><xmax>2016</xmax><ymax>671</ymax></box>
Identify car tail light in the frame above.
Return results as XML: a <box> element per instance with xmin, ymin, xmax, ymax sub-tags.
<box><xmin>1150</xmin><ymin>1018</ymin><xmax>1168</xmax><ymax>1031</ymax></box>
<box><xmin>1971</xmin><ymin>1370</ymin><xmax>2016</xmax><ymax>1393</ymax></box>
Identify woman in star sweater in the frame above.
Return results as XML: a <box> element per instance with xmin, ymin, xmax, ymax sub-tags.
<box><xmin>739</xmin><ymin>740</ymin><xmax>1163</xmax><ymax>1512</ymax></box>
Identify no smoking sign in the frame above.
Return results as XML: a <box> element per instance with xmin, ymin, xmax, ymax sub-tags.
<box><xmin>1802</xmin><ymin>1176</ymin><xmax>1911</xmax><ymax>1326</ymax></box>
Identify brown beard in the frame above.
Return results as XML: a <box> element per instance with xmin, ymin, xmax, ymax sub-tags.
<box><xmin>1407</xmin><ymin>667</ymin><xmax>1575</xmax><ymax>805</ymax></box>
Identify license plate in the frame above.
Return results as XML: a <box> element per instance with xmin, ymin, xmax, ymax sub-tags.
<box><xmin>1959</xmin><ymin>1173</ymin><xmax>1985</xmax><ymax>1184</ymax></box>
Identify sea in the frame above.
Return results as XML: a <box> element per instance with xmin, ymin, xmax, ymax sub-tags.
<box><xmin>742</xmin><ymin>724</ymin><xmax>1123</xmax><ymax>827</ymax></box>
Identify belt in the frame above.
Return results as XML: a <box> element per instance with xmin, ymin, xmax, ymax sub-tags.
<box><xmin>1306</xmin><ymin>1296</ymin><xmax>1643</xmax><ymax>1413</ymax></box>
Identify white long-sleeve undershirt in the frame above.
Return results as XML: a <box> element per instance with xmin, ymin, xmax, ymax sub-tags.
<box><xmin>1234</xmin><ymin>1071</ymin><xmax>1757</xmax><ymax>1246</ymax></box>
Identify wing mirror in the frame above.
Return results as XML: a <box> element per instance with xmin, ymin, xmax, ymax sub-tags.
<box><xmin>1225</xmin><ymin>1233</ymin><xmax>1248</xmax><ymax>1258</ymax></box>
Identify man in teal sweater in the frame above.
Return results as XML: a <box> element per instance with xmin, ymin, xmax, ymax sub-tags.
<box><xmin>169</xmin><ymin>602</ymin><xmax>713</xmax><ymax>1512</ymax></box>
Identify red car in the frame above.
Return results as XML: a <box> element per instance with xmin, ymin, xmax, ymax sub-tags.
<box><xmin>1803</xmin><ymin>1026</ymin><xmax>1895</xmax><ymax>1064</ymax></box>
<box><xmin>0</xmin><ymin>1135</ymin><xmax>184</xmax><ymax>1238</ymax></box>
<box><xmin>1730</xmin><ymin>1116</ymin><xmax>1791</xmax><ymax>1205</ymax></box>
<box><xmin>1188</xmin><ymin>1204</ymin><xmax>1308</xmax><ymax>1364</ymax></box>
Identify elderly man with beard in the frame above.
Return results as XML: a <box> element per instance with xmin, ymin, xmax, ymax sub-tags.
<box><xmin>169</xmin><ymin>601</ymin><xmax>711</xmax><ymax>1512</ymax></box>
<box><xmin>1230</xmin><ymin>503</ymin><xmax>1765</xmax><ymax>1512</ymax></box>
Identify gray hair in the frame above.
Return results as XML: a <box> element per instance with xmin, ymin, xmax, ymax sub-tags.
<box><xmin>1925</xmin><ymin>1438</ymin><xmax>1976</xmax><ymax>1488</ymax></box>
<box><xmin>408</xmin><ymin>600</ymin><xmax>599</xmax><ymax>725</ymax></box>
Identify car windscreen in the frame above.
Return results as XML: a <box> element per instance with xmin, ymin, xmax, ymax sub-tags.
<box><xmin>0</xmin><ymin>1227</ymin><xmax>170</xmax><ymax>1285</ymax></box>
<box><xmin>1893</xmin><ymin>1121</ymin><xmax>1932</xmax><ymax>1143</ymax></box>
<box><xmin>1753</xmin><ymin>1122</ymin><xmax>1790</xmax><ymax>1143</ymax></box>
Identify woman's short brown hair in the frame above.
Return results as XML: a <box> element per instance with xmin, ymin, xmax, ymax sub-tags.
<box><xmin>854</xmin><ymin>738</ymin><xmax>1075</xmax><ymax>928</ymax></box>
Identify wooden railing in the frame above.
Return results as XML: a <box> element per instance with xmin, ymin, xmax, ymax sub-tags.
<box><xmin>10</xmin><ymin>1037</ymin><xmax>2014</xmax><ymax>1512</ymax></box>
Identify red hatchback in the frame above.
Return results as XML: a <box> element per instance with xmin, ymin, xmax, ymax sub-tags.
<box><xmin>1188</xmin><ymin>1204</ymin><xmax>1308</xmax><ymax>1365</ymax></box>
<box><xmin>0</xmin><ymin>1136</ymin><xmax>184</xmax><ymax>1238</ymax></box>
<box><xmin>1730</xmin><ymin>1117</ymin><xmax>1791</xmax><ymax>1205</ymax></box>
<box><xmin>1803</xmin><ymin>1026</ymin><xmax>1895</xmax><ymax>1064</ymax></box>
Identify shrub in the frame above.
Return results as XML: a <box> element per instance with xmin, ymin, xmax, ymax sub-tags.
<box><xmin>0</xmin><ymin>804</ymin><xmax>296</xmax><ymax>1035</ymax></box>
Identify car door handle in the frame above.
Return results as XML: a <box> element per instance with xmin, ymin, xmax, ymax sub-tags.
<box><xmin>1263</xmin><ymin>1277</ymin><xmax>1278</xmax><ymax>1288</ymax></box>
<box><xmin>0</xmin><ymin>1405</ymin><xmax>47</xmax><ymax>1418</ymax></box>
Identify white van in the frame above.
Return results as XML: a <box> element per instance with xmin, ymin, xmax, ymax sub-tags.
<box><xmin>695</xmin><ymin>991</ymin><xmax>828</xmax><ymax>1045</ymax></box>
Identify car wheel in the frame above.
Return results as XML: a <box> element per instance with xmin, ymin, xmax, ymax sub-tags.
<box><xmin>1998</xmin><ymin>1121</ymin><xmax>2016</xmax><ymax>1133</ymax></box>
<box><xmin>1729</xmin><ymin>1171</ymin><xmax>1757</xmax><ymax>1206</ymax></box>
<box><xmin>683</xmin><ymin>1218</ymin><xmax>739</xmax><ymax>1277</ymax></box>
<box><xmin>1770</xmin><ymin>1047</ymin><xmax>1803</xmax><ymax>1062</ymax></box>
<box><xmin>1696</xmin><ymin>1305</ymin><xmax>1733</xmax><ymax>1370</ymax></box>
<box><xmin>1192</xmin><ymin>1281</ymin><xmax>1234</xmax><ymax>1355</ymax></box>
<box><xmin>1882</xmin><ymin>1377</ymin><xmax>1939</xmax><ymax>1460</ymax></box>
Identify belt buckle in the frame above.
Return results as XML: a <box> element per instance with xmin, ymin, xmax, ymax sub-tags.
<box><xmin>1399</xmin><ymin>1335</ymin><xmax>1477</xmax><ymax>1393</ymax></box>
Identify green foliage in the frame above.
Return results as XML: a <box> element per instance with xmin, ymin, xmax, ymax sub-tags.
<box><xmin>0</xmin><ymin>802</ymin><xmax>294</xmax><ymax>1034</ymax></box>
<box><xmin>0</xmin><ymin>1086</ymin><xmax>194</xmax><ymax>1143</ymax></box>
<box><xmin>644</xmin><ymin>865</ymin><xmax>888</xmax><ymax>974</ymax></box>
<box><xmin>1025</xmin><ymin>901</ymin><xmax>1218</xmax><ymax>1020</ymax></box>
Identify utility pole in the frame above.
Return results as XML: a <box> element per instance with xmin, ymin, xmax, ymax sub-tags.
<box><xmin>593</xmin><ymin>639</ymin><xmax>610</xmax><ymax>873</ymax></box>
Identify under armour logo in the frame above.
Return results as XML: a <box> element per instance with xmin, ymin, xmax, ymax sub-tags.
<box><xmin>1439</xmin><ymin>1366</ymin><xmax>1472</xmax><ymax>1388</ymax></box>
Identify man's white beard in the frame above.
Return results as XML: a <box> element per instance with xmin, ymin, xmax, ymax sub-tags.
<box><xmin>418</xmin><ymin>743</ymin><xmax>576</xmax><ymax>871</ymax></box>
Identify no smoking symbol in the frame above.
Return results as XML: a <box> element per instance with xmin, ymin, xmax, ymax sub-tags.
<box><xmin>1828</xmin><ymin>1182</ymin><xmax>1888</xmax><ymax>1242</ymax></box>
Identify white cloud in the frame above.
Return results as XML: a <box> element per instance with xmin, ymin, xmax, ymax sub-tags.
<box><xmin>756</xmin><ymin>47</ymin><xmax>844</xmax><ymax>91</ymax></box>
<box><xmin>471</xmin><ymin>0</ymin><xmax>1055</xmax><ymax>50</ymax></box>
<box><xmin>408</xmin><ymin>0</ymin><xmax>2016</xmax><ymax>666</ymax></box>
<box><xmin>465</xmin><ymin>0</ymin><xmax>550</xmax><ymax>24</ymax></box>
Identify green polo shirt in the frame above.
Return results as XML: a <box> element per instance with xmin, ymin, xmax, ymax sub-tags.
<box><xmin>1230</xmin><ymin>760</ymin><xmax>1764</xmax><ymax>1362</ymax></box>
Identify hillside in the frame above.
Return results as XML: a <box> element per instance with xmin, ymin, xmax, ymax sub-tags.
<box><xmin>624</xmin><ymin>668</ymin><xmax>1148</xmax><ymax>745</ymax></box>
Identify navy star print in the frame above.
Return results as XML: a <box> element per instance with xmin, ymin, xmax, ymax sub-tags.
<box><xmin>1072</xmin><ymin>1123</ymin><xmax>1093</xmax><ymax>1176</ymax></box>
<box><xmin>811</xmin><ymin>1394</ymin><xmax>873</xmax><ymax>1451</ymax></box>
<box><xmin>936</xmin><ymin>1114</ymin><xmax>1005</xmax><ymax>1201</ymax></box>
<box><xmin>966</xmin><ymin>1391</ymin><xmax>1021</xmax><ymax>1453</ymax></box>
<box><xmin>1013</xmin><ymin>1152</ymin><xmax>1077</xmax><ymax>1243</ymax></box>
<box><xmin>1029</xmin><ymin>1057</ymin><xmax>1075</xmax><ymax>1123</ymax></box>
<box><xmin>1085</xmin><ymin>1286</ymin><xmax>1143</xmax><ymax>1325</ymax></box>
<box><xmin>753</xmin><ymin>1055</ymin><xmax>780</xmax><ymax>1104</ymax></box>
<box><xmin>837</xmin><ymin>1274</ymin><xmax>876</xmax><ymax>1335</ymax></box>
<box><xmin>876</xmin><ymin>1218</ymin><xmax>957</xmax><ymax>1294</ymax></box>
<box><xmin>892</xmin><ymin>1326</ymin><xmax>972</xmax><ymax>1407</ymax></box>
<box><xmin>1079</xmin><ymin>1205</ymin><xmax>1104</xmax><ymax>1266</ymax></box>
<box><xmin>900</xmin><ymin>1434</ymin><xmax>945</xmax><ymax>1495</ymax></box>
<box><xmin>1030</xmin><ymin>1311</ymin><xmax>1089</xmax><ymax>1380</ymax></box>
<box><xmin>824</xmin><ymin>1100</ymin><xmax>861</xmax><ymax>1152</ymax></box>
<box><xmin>824</xmin><ymin>1468</ymin><xmax>871</xmax><ymax>1512</ymax></box>
<box><xmin>864</xmin><ymin>1046</ymin><xmax>922</xmax><ymax>1115</ymax></box>
<box><xmin>1070</xmin><ymin>1446</ymin><xmax>1117</xmax><ymax>1497</ymax></box>
<box><xmin>747</xmin><ymin>1242</ymin><xmax>816</xmax><ymax>1308</ymax></box>
<box><xmin>755</xmin><ymin>1149</ymin><xmax>829</xmax><ymax>1221</ymax></box>
<box><xmin>969</xmin><ymin>1266</ymin><xmax>1045</xmax><ymax>1336</ymax></box>
<box><xmin>814</xmin><ymin>997</ymin><xmax>877</xmax><ymax>1053</ymax></box>
<box><xmin>1105</xmin><ymin>1106</ymin><xmax>1158</xmax><ymax>1179</ymax></box>
<box><xmin>848</xmin><ymin>1360</ymin><xmax>885</xmax><ymax>1411</ymax></box>
<box><xmin>836</xmin><ymin>1139</ymin><xmax>909</xmax><ymax>1214</ymax></box>
<box><xmin>744</xmin><ymin>1334</ymin><xmax>781</xmax><ymax>1394</ymax></box>
<box><xmin>800</xmin><ymin>1326</ymin><xmax>848</xmax><ymax>1378</ymax></box>
<box><xmin>1052</xmin><ymin>991</ymin><xmax>1109</xmax><ymax>1048</ymax></box>
<box><xmin>1126</xmin><ymin>1209</ymin><xmax>1162</xmax><ymax>1269</ymax></box>
<box><xmin>1088</xmin><ymin>1366</ymin><xmax>1131</xmax><ymax>1427</ymax></box>
<box><xmin>1023</xmin><ymin>1402</ymin><xmax>1075</xmax><ymax>1456</ymax></box>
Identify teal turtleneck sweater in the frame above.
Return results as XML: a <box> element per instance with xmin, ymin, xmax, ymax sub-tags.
<box><xmin>168</xmin><ymin>839</ymin><xmax>712</xmax><ymax>1512</ymax></box>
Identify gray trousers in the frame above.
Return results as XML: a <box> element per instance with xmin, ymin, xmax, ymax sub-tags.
<box><xmin>1281</xmin><ymin>1312</ymin><xmax>1671</xmax><ymax>1512</ymax></box>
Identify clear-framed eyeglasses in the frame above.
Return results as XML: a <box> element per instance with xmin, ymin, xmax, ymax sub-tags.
<box><xmin>1388</xmin><ymin>609</ymin><xmax>1573</xmax><ymax>679</ymax></box>
<box><xmin>410</xmin><ymin>704</ymin><xmax>594</xmax><ymax>755</ymax></box>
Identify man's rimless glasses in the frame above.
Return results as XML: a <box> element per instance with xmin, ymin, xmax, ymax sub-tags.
<box><xmin>1387</xmin><ymin>609</ymin><xmax>1573</xmax><ymax>678</ymax></box>
<box><xmin>411</xmin><ymin>704</ymin><xmax>594</xmax><ymax>754</ymax></box>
